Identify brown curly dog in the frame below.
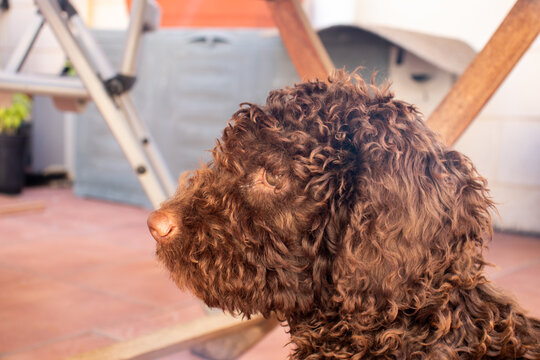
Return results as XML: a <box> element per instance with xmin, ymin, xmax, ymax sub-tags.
<box><xmin>148</xmin><ymin>72</ymin><xmax>540</xmax><ymax>359</ymax></box>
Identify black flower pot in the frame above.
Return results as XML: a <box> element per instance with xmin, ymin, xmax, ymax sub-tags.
<box><xmin>0</xmin><ymin>125</ymin><xmax>30</xmax><ymax>194</ymax></box>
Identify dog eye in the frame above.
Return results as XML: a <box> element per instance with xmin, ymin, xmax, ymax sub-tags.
<box><xmin>263</xmin><ymin>169</ymin><xmax>280</xmax><ymax>187</ymax></box>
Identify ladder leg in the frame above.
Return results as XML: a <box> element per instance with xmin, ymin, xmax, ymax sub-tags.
<box><xmin>35</xmin><ymin>1</ymin><xmax>279</xmax><ymax>358</ymax></box>
<box><xmin>266</xmin><ymin>0</ymin><xmax>334</xmax><ymax>81</ymax></box>
<box><xmin>4</xmin><ymin>11</ymin><xmax>44</xmax><ymax>72</ymax></box>
<box><xmin>51</xmin><ymin>0</ymin><xmax>176</xmax><ymax>195</ymax></box>
<box><xmin>35</xmin><ymin>0</ymin><xmax>168</xmax><ymax>208</ymax></box>
<box><xmin>121</xmin><ymin>0</ymin><xmax>146</xmax><ymax>77</ymax></box>
<box><xmin>117</xmin><ymin>94</ymin><xmax>177</xmax><ymax>195</ymax></box>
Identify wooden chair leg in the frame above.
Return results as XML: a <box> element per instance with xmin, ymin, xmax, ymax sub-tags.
<box><xmin>0</xmin><ymin>198</ymin><xmax>45</xmax><ymax>216</ymax></box>
<box><xmin>427</xmin><ymin>0</ymin><xmax>540</xmax><ymax>146</ymax></box>
<box><xmin>67</xmin><ymin>313</ymin><xmax>279</xmax><ymax>360</ymax></box>
<box><xmin>266</xmin><ymin>0</ymin><xmax>334</xmax><ymax>81</ymax></box>
<box><xmin>190</xmin><ymin>316</ymin><xmax>280</xmax><ymax>360</ymax></box>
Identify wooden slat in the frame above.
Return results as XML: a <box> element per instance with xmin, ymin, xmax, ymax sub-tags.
<box><xmin>0</xmin><ymin>200</ymin><xmax>45</xmax><ymax>216</ymax></box>
<box><xmin>427</xmin><ymin>0</ymin><xmax>540</xmax><ymax>146</ymax></box>
<box><xmin>266</xmin><ymin>0</ymin><xmax>334</xmax><ymax>81</ymax></box>
<box><xmin>67</xmin><ymin>313</ymin><xmax>276</xmax><ymax>360</ymax></box>
<box><xmin>191</xmin><ymin>314</ymin><xmax>279</xmax><ymax>359</ymax></box>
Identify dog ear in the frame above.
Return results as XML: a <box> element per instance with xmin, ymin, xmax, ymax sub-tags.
<box><xmin>330</xmin><ymin>110</ymin><xmax>494</xmax><ymax>317</ymax></box>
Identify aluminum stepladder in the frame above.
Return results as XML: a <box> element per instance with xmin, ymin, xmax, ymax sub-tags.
<box><xmin>0</xmin><ymin>1</ymin><xmax>280</xmax><ymax>358</ymax></box>
<box><xmin>0</xmin><ymin>0</ymin><xmax>175</xmax><ymax>209</ymax></box>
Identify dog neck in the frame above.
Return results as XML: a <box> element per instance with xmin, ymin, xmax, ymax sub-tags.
<box><xmin>286</xmin><ymin>309</ymin><xmax>372</xmax><ymax>359</ymax></box>
<box><xmin>284</xmin><ymin>281</ymin><xmax>540</xmax><ymax>359</ymax></box>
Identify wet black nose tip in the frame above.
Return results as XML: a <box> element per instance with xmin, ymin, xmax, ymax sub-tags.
<box><xmin>147</xmin><ymin>210</ymin><xmax>175</xmax><ymax>243</ymax></box>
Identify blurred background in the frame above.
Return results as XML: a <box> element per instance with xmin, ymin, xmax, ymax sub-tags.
<box><xmin>0</xmin><ymin>1</ymin><xmax>539</xmax><ymax>359</ymax></box>
<box><xmin>0</xmin><ymin>0</ymin><xmax>540</xmax><ymax>233</ymax></box>
<box><xmin>1</xmin><ymin>0</ymin><xmax>538</xmax><ymax>233</ymax></box>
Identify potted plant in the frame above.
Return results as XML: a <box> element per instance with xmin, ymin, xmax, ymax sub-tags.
<box><xmin>0</xmin><ymin>93</ymin><xmax>33</xmax><ymax>194</ymax></box>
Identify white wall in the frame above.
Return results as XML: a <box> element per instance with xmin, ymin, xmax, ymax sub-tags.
<box><xmin>456</xmin><ymin>47</ymin><xmax>540</xmax><ymax>234</ymax></box>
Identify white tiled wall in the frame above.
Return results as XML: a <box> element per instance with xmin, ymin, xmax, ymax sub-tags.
<box><xmin>490</xmin><ymin>185</ymin><xmax>540</xmax><ymax>233</ymax></box>
<box><xmin>455</xmin><ymin>45</ymin><xmax>540</xmax><ymax>233</ymax></box>
<box><xmin>497</xmin><ymin>120</ymin><xmax>540</xmax><ymax>188</ymax></box>
<box><xmin>452</xmin><ymin>116</ymin><xmax>500</xmax><ymax>184</ymax></box>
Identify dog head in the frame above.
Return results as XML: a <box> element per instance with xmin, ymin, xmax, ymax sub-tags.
<box><xmin>148</xmin><ymin>71</ymin><xmax>493</xmax><ymax>320</ymax></box>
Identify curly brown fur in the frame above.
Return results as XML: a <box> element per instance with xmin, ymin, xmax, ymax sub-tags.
<box><xmin>150</xmin><ymin>71</ymin><xmax>540</xmax><ymax>359</ymax></box>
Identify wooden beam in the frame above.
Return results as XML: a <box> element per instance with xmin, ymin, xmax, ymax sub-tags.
<box><xmin>426</xmin><ymin>0</ymin><xmax>540</xmax><ymax>146</ymax></box>
<box><xmin>266</xmin><ymin>0</ymin><xmax>334</xmax><ymax>81</ymax></box>
<box><xmin>68</xmin><ymin>314</ymin><xmax>278</xmax><ymax>360</ymax></box>
<box><xmin>0</xmin><ymin>200</ymin><xmax>45</xmax><ymax>216</ymax></box>
<box><xmin>190</xmin><ymin>315</ymin><xmax>279</xmax><ymax>360</ymax></box>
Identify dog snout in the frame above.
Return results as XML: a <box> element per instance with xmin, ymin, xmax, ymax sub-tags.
<box><xmin>147</xmin><ymin>210</ymin><xmax>176</xmax><ymax>243</ymax></box>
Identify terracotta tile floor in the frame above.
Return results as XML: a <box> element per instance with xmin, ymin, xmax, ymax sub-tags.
<box><xmin>0</xmin><ymin>186</ymin><xmax>539</xmax><ymax>360</ymax></box>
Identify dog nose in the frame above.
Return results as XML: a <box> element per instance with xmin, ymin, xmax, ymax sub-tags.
<box><xmin>147</xmin><ymin>210</ymin><xmax>176</xmax><ymax>243</ymax></box>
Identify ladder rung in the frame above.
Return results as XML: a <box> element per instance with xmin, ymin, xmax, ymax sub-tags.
<box><xmin>0</xmin><ymin>72</ymin><xmax>89</xmax><ymax>99</ymax></box>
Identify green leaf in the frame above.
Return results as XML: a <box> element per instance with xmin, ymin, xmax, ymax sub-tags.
<box><xmin>0</xmin><ymin>93</ymin><xmax>32</xmax><ymax>134</ymax></box>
